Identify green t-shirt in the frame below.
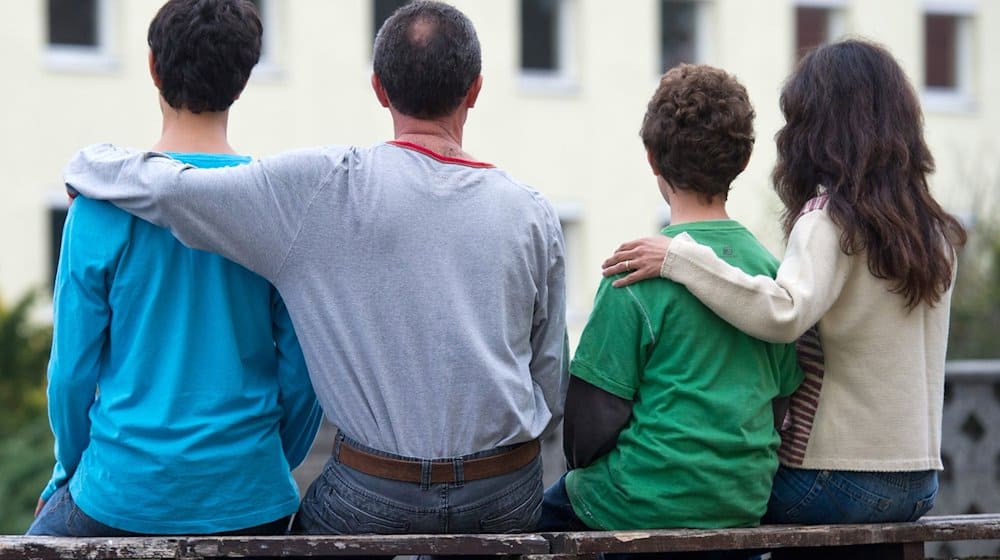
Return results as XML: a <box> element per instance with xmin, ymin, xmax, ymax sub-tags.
<box><xmin>566</xmin><ymin>220</ymin><xmax>803</xmax><ymax>529</ymax></box>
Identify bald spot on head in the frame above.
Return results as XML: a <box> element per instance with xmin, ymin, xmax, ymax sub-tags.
<box><xmin>407</xmin><ymin>16</ymin><xmax>437</xmax><ymax>47</ymax></box>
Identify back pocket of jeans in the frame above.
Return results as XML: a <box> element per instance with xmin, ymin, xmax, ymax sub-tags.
<box><xmin>908</xmin><ymin>485</ymin><xmax>938</xmax><ymax>521</ymax></box>
<box><xmin>321</xmin><ymin>474</ymin><xmax>412</xmax><ymax>534</ymax></box>
<box><xmin>478</xmin><ymin>472</ymin><xmax>543</xmax><ymax>533</ymax></box>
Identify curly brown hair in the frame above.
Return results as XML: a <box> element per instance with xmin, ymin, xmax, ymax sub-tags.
<box><xmin>774</xmin><ymin>39</ymin><xmax>966</xmax><ymax>309</ymax></box>
<box><xmin>640</xmin><ymin>64</ymin><xmax>755</xmax><ymax>202</ymax></box>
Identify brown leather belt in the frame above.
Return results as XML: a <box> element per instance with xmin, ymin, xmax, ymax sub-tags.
<box><xmin>336</xmin><ymin>438</ymin><xmax>540</xmax><ymax>484</ymax></box>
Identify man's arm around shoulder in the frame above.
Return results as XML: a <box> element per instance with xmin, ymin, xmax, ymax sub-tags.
<box><xmin>64</xmin><ymin>143</ymin><xmax>352</xmax><ymax>281</ymax></box>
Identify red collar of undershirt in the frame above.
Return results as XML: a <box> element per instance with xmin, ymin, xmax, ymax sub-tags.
<box><xmin>387</xmin><ymin>140</ymin><xmax>495</xmax><ymax>169</ymax></box>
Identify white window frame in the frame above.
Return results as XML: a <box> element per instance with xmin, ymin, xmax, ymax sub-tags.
<box><xmin>554</xmin><ymin>201</ymin><xmax>586</xmax><ymax>326</ymax></box>
<box><xmin>693</xmin><ymin>1</ymin><xmax>713</xmax><ymax>65</ymax></box>
<box><xmin>794</xmin><ymin>0</ymin><xmax>846</xmax><ymax>7</ymax></box>
<box><xmin>251</xmin><ymin>0</ymin><xmax>283</xmax><ymax>80</ymax></box>
<box><xmin>922</xmin><ymin>0</ymin><xmax>976</xmax><ymax>113</ymax></box>
<box><xmin>656</xmin><ymin>0</ymin><xmax>714</xmax><ymax>76</ymax></box>
<box><xmin>518</xmin><ymin>0</ymin><xmax>578</xmax><ymax>94</ymax></box>
<box><xmin>44</xmin><ymin>0</ymin><xmax>117</xmax><ymax>73</ymax></box>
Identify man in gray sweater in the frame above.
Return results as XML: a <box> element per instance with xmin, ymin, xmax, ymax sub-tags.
<box><xmin>64</xmin><ymin>1</ymin><xmax>567</xmax><ymax>537</ymax></box>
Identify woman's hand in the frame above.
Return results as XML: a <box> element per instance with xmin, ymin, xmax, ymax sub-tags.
<box><xmin>601</xmin><ymin>236</ymin><xmax>671</xmax><ymax>287</ymax></box>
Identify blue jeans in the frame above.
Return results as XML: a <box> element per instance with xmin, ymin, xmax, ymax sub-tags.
<box><xmin>764</xmin><ymin>467</ymin><xmax>938</xmax><ymax>524</ymax></box>
<box><xmin>27</xmin><ymin>485</ymin><xmax>290</xmax><ymax>536</ymax></box>
<box><xmin>293</xmin><ymin>432</ymin><xmax>543</xmax><ymax>536</ymax></box>
<box><xmin>537</xmin><ymin>474</ymin><xmax>590</xmax><ymax>531</ymax></box>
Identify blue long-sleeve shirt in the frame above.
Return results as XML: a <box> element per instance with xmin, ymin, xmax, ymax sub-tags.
<box><xmin>43</xmin><ymin>152</ymin><xmax>322</xmax><ymax>534</ymax></box>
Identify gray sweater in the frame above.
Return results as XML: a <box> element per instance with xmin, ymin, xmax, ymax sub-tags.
<box><xmin>65</xmin><ymin>142</ymin><xmax>568</xmax><ymax>458</ymax></box>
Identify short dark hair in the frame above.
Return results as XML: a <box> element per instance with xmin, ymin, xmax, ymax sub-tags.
<box><xmin>774</xmin><ymin>39</ymin><xmax>966</xmax><ymax>308</ymax></box>
<box><xmin>640</xmin><ymin>64</ymin><xmax>755</xmax><ymax>202</ymax></box>
<box><xmin>373</xmin><ymin>1</ymin><xmax>482</xmax><ymax>119</ymax></box>
<box><xmin>147</xmin><ymin>0</ymin><xmax>262</xmax><ymax>113</ymax></box>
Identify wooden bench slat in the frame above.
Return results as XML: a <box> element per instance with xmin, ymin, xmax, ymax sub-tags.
<box><xmin>189</xmin><ymin>533</ymin><xmax>551</xmax><ymax>556</ymax></box>
<box><xmin>0</xmin><ymin>533</ymin><xmax>550</xmax><ymax>559</ymax></box>
<box><xmin>0</xmin><ymin>536</ymin><xmax>186</xmax><ymax>560</ymax></box>
<box><xmin>2</xmin><ymin>514</ymin><xmax>998</xmax><ymax>559</ymax></box>
<box><xmin>545</xmin><ymin>514</ymin><xmax>1000</xmax><ymax>554</ymax></box>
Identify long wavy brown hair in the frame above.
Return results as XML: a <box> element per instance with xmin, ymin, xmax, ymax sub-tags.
<box><xmin>773</xmin><ymin>39</ymin><xmax>966</xmax><ymax>309</ymax></box>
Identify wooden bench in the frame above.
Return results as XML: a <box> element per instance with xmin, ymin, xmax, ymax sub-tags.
<box><xmin>1</xmin><ymin>514</ymin><xmax>997</xmax><ymax>559</ymax></box>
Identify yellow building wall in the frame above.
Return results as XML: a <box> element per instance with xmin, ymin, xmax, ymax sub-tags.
<box><xmin>1</xmin><ymin>0</ymin><xmax>997</xmax><ymax>331</ymax></box>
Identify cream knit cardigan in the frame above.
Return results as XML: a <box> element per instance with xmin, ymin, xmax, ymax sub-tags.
<box><xmin>661</xmin><ymin>202</ymin><xmax>950</xmax><ymax>471</ymax></box>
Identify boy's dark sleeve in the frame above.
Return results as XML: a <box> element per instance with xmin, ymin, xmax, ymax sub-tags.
<box><xmin>772</xmin><ymin>397</ymin><xmax>790</xmax><ymax>430</ymax></box>
<box><xmin>563</xmin><ymin>376</ymin><xmax>633</xmax><ymax>469</ymax></box>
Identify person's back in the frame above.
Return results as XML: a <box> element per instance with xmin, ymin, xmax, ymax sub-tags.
<box><xmin>540</xmin><ymin>64</ymin><xmax>801</xmax><ymax>531</ymax></box>
<box><xmin>40</xmin><ymin>177</ymin><xmax>315</xmax><ymax>534</ymax></box>
<box><xmin>30</xmin><ymin>0</ymin><xmax>321</xmax><ymax>536</ymax></box>
<box><xmin>62</xmin><ymin>0</ymin><xmax>566</xmax><ymax>536</ymax></box>
<box><xmin>599</xmin><ymin>40</ymin><xmax>966</xmax><ymax>525</ymax></box>
<box><xmin>568</xmin><ymin>221</ymin><xmax>800</xmax><ymax>528</ymax></box>
<box><xmin>277</xmin><ymin>140</ymin><xmax>563</xmax><ymax>458</ymax></box>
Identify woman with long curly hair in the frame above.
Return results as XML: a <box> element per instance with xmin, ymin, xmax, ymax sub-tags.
<box><xmin>601</xmin><ymin>39</ymin><xmax>966</xmax><ymax>523</ymax></box>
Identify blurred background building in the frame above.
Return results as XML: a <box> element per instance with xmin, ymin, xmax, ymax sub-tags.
<box><xmin>1</xmin><ymin>0</ymin><xmax>997</xmax><ymax>334</ymax></box>
<box><xmin>0</xmin><ymin>0</ymin><xmax>998</xmax><ymax>554</ymax></box>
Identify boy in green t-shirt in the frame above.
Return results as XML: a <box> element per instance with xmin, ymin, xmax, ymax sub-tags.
<box><xmin>538</xmin><ymin>64</ymin><xmax>803</xmax><ymax>532</ymax></box>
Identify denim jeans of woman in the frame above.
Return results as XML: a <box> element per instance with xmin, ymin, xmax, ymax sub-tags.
<box><xmin>763</xmin><ymin>467</ymin><xmax>939</xmax><ymax>524</ymax></box>
<box><xmin>26</xmin><ymin>484</ymin><xmax>290</xmax><ymax>536</ymax></box>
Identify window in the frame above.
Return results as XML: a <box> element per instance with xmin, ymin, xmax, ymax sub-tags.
<box><xmin>519</xmin><ymin>0</ymin><xmax>576</xmax><ymax>91</ymax></box>
<box><xmin>659</xmin><ymin>0</ymin><xmax>710</xmax><ymax>73</ymax></box>
<box><xmin>922</xmin><ymin>1</ymin><xmax>976</xmax><ymax>110</ymax></box>
<box><xmin>521</xmin><ymin>0</ymin><xmax>559</xmax><ymax>71</ymax></box>
<box><xmin>795</xmin><ymin>6</ymin><xmax>842</xmax><ymax>60</ymax></box>
<box><xmin>795</xmin><ymin>8</ymin><xmax>827</xmax><ymax>59</ymax></box>
<box><xmin>925</xmin><ymin>14</ymin><xmax>959</xmax><ymax>88</ymax></box>
<box><xmin>45</xmin><ymin>0</ymin><xmax>114</xmax><ymax>71</ymax></box>
<box><xmin>248</xmin><ymin>0</ymin><xmax>280</xmax><ymax>78</ymax></box>
<box><xmin>794</xmin><ymin>3</ymin><xmax>845</xmax><ymax>62</ymax></box>
<box><xmin>374</xmin><ymin>0</ymin><xmax>410</xmax><ymax>40</ymax></box>
<box><xmin>48</xmin><ymin>0</ymin><xmax>98</xmax><ymax>47</ymax></box>
<box><xmin>47</xmin><ymin>196</ymin><xmax>69</xmax><ymax>291</ymax></box>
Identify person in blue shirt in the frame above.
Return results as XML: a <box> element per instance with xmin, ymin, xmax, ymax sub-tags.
<box><xmin>28</xmin><ymin>0</ymin><xmax>322</xmax><ymax>536</ymax></box>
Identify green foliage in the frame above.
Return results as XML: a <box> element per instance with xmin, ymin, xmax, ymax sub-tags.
<box><xmin>0</xmin><ymin>291</ymin><xmax>52</xmax><ymax>437</ymax></box>
<box><xmin>948</xmin><ymin>219</ymin><xmax>1000</xmax><ymax>359</ymax></box>
<box><xmin>0</xmin><ymin>290</ymin><xmax>54</xmax><ymax>533</ymax></box>
<box><xmin>0</xmin><ymin>416</ymin><xmax>54</xmax><ymax>533</ymax></box>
